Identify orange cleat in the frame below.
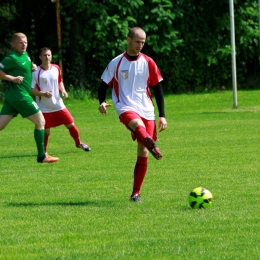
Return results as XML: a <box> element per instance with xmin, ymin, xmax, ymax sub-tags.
<box><xmin>37</xmin><ymin>153</ymin><xmax>59</xmax><ymax>163</ymax></box>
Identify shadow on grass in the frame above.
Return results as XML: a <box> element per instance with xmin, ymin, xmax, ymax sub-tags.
<box><xmin>5</xmin><ymin>201</ymin><xmax>113</xmax><ymax>207</ymax></box>
<box><xmin>0</xmin><ymin>154</ymin><xmax>35</xmax><ymax>159</ymax></box>
<box><xmin>0</xmin><ymin>150</ymin><xmax>91</xmax><ymax>160</ymax></box>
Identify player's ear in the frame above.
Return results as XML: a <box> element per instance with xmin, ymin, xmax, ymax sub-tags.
<box><xmin>126</xmin><ymin>37</ymin><xmax>131</xmax><ymax>44</ymax></box>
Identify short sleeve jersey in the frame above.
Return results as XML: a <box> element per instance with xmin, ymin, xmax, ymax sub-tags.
<box><xmin>101</xmin><ymin>52</ymin><xmax>163</xmax><ymax>120</ymax></box>
<box><xmin>31</xmin><ymin>64</ymin><xmax>66</xmax><ymax>112</ymax></box>
<box><xmin>0</xmin><ymin>51</ymin><xmax>32</xmax><ymax>101</ymax></box>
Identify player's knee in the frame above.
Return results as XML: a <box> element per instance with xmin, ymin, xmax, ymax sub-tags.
<box><xmin>40</xmin><ymin>117</ymin><xmax>46</xmax><ymax>128</ymax></box>
<box><xmin>35</xmin><ymin>117</ymin><xmax>45</xmax><ymax>129</ymax></box>
<box><xmin>138</xmin><ymin>144</ymin><xmax>149</xmax><ymax>157</ymax></box>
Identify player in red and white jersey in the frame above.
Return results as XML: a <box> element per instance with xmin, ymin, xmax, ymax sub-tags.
<box><xmin>31</xmin><ymin>47</ymin><xmax>91</xmax><ymax>157</ymax></box>
<box><xmin>98</xmin><ymin>27</ymin><xmax>167</xmax><ymax>202</ymax></box>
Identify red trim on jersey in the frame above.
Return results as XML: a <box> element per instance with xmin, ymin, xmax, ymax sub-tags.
<box><xmin>36</xmin><ymin>64</ymin><xmax>63</xmax><ymax>100</ymax></box>
<box><xmin>51</xmin><ymin>64</ymin><xmax>63</xmax><ymax>84</ymax></box>
<box><xmin>113</xmin><ymin>55</ymin><xmax>124</xmax><ymax>104</ymax></box>
<box><xmin>39</xmin><ymin>64</ymin><xmax>63</xmax><ymax>83</ymax></box>
<box><xmin>36</xmin><ymin>67</ymin><xmax>43</xmax><ymax>101</ymax></box>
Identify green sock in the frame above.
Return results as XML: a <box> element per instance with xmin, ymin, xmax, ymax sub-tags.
<box><xmin>34</xmin><ymin>129</ymin><xmax>45</xmax><ymax>158</ymax></box>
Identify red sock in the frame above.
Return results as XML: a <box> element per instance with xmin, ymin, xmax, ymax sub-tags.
<box><xmin>44</xmin><ymin>133</ymin><xmax>50</xmax><ymax>153</ymax></box>
<box><xmin>132</xmin><ymin>156</ymin><xmax>148</xmax><ymax>196</ymax></box>
<box><xmin>68</xmin><ymin>125</ymin><xmax>81</xmax><ymax>146</ymax></box>
<box><xmin>134</xmin><ymin>125</ymin><xmax>149</xmax><ymax>146</ymax></box>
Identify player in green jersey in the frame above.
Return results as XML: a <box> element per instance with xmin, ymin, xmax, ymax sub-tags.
<box><xmin>0</xmin><ymin>32</ymin><xmax>59</xmax><ymax>163</ymax></box>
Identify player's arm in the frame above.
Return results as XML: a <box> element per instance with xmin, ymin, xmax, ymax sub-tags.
<box><xmin>0</xmin><ymin>70</ymin><xmax>24</xmax><ymax>84</ymax></box>
<box><xmin>0</xmin><ymin>57</ymin><xmax>24</xmax><ymax>84</ymax></box>
<box><xmin>31</xmin><ymin>62</ymin><xmax>37</xmax><ymax>71</ymax></box>
<box><xmin>59</xmin><ymin>81</ymin><xmax>68</xmax><ymax>99</ymax></box>
<box><xmin>152</xmin><ymin>83</ymin><xmax>167</xmax><ymax>132</ymax></box>
<box><xmin>30</xmin><ymin>71</ymin><xmax>51</xmax><ymax>98</ymax></box>
<box><xmin>31</xmin><ymin>86</ymin><xmax>52</xmax><ymax>98</ymax></box>
<box><xmin>98</xmin><ymin>80</ymin><xmax>111</xmax><ymax>114</ymax></box>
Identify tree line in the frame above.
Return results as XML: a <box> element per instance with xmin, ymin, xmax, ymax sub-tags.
<box><xmin>0</xmin><ymin>0</ymin><xmax>259</xmax><ymax>97</ymax></box>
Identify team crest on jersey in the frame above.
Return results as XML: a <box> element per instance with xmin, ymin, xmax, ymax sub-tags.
<box><xmin>121</xmin><ymin>70</ymin><xmax>129</xmax><ymax>79</ymax></box>
<box><xmin>43</xmin><ymin>78</ymin><xmax>48</xmax><ymax>84</ymax></box>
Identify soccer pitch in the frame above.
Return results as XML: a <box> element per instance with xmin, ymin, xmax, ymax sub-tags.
<box><xmin>0</xmin><ymin>90</ymin><xmax>260</xmax><ymax>259</ymax></box>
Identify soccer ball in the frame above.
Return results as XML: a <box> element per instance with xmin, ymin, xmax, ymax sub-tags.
<box><xmin>189</xmin><ymin>187</ymin><xmax>213</xmax><ymax>209</ymax></box>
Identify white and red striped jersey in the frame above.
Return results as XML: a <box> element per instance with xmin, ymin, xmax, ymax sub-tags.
<box><xmin>101</xmin><ymin>52</ymin><xmax>163</xmax><ymax>120</ymax></box>
<box><xmin>31</xmin><ymin>64</ymin><xmax>66</xmax><ymax>112</ymax></box>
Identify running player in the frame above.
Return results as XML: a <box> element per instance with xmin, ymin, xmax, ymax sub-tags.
<box><xmin>31</xmin><ymin>47</ymin><xmax>91</xmax><ymax>155</ymax></box>
<box><xmin>98</xmin><ymin>27</ymin><xmax>167</xmax><ymax>202</ymax></box>
<box><xmin>0</xmin><ymin>33</ymin><xmax>59</xmax><ymax>163</ymax></box>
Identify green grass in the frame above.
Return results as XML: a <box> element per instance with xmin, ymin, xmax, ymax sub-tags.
<box><xmin>1</xmin><ymin>90</ymin><xmax>260</xmax><ymax>259</ymax></box>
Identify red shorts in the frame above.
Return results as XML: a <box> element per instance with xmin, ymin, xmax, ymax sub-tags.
<box><xmin>43</xmin><ymin>108</ymin><xmax>74</xmax><ymax>128</ymax></box>
<box><xmin>119</xmin><ymin>111</ymin><xmax>157</xmax><ymax>141</ymax></box>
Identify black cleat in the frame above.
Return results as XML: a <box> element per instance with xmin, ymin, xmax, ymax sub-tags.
<box><xmin>76</xmin><ymin>142</ymin><xmax>91</xmax><ymax>152</ymax></box>
<box><xmin>129</xmin><ymin>194</ymin><xmax>141</xmax><ymax>202</ymax></box>
<box><xmin>144</xmin><ymin>137</ymin><xmax>162</xmax><ymax>160</ymax></box>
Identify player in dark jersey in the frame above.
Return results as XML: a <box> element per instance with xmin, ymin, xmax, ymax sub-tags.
<box><xmin>98</xmin><ymin>27</ymin><xmax>167</xmax><ymax>202</ymax></box>
<box><xmin>0</xmin><ymin>32</ymin><xmax>59</xmax><ymax>163</ymax></box>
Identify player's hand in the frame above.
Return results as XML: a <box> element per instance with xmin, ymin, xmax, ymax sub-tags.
<box><xmin>98</xmin><ymin>102</ymin><xmax>112</xmax><ymax>114</ymax></box>
<box><xmin>61</xmin><ymin>91</ymin><xmax>68</xmax><ymax>99</ymax></box>
<box><xmin>32</xmin><ymin>63</ymin><xmax>37</xmax><ymax>71</ymax></box>
<box><xmin>12</xmin><ymin>76</ymin><xmax>24</xmax><ymax>84</ymax></box>
<box><xmin>158</xmin><ymin>117</ymin><xmax>167</xmax><ymax>132</ymax></box>
<box><xmin>44</xmin><ymin>91</ymin><xmax>52</xmax><ymax>98</ymax></box>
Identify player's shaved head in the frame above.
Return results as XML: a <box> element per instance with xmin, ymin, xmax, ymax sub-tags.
<box><xmin>127</xmin><ymin>27</ymin><xmax>146</xmax><ymax>39</ymax></box>
<box><xmin>12</xmin><ymin>32</ymin><xmax>27</xmax><ymax>42</ymax></box>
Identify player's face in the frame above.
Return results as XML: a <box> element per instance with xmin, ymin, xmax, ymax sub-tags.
<box><xmin>11</xmin><ymin>37</ymin><xmax>28</xmax><ymax>54</ymax></box>
<box><xmin>39</xmin><ymin>50</ymin><xmax>52</xmax><ymax>64</ymax></box>
<box><xmin>127</xmin><ymin>31</ymin><xmax>146</xmax><ymax>56</ymax></box>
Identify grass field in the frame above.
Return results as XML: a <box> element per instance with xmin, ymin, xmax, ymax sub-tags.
<box><xmin>1</xmin><ymin>90</ymin><xmax>260</xmax><ymax>259</ymax></box>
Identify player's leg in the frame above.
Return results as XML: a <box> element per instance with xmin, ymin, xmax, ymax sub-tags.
<box><xmin>129</xmin><ymin>118</ymin><xmax>162</xmax><ymax>202</ymax></box>
<box><xmin>44</xmin><ymin>128</ymin><xmax>50</xmax><ymax>153</ymax></box>
<box><xmin>129</xmin><ymin>143</ymin><xmax>149</xmax><ymax>202</ymax></box>
<box><xmin>0</xmin><ymin>101</ymin><xmax>17</xmax><ymax>130</ymax></box>
<box><xmin>41</xmin><ymin>112</ymin><xmax>59</xmax><ymax>159</ymax></box>
<box><xmin>65</xmin><ymin>120</ymin><xmax>91</xmax><ymax>152</ymax></box>
<box><xmin>0</xmin><ymin>115</ymin><xmax>13</xmax><ymax>131</ymax></box>
<box><xmin>27</xmin><ymin>111</ymin><xmax>59</xmax><ymax>163</ymax></box>
<box><xmin>120</xmin><ymin>111</ymin><xmax>162</xmax><ymax>160</ymax></box>
<box><xmin>65</xmin><ymin>122</ymin><xmax>80</xmax><ymax>145</ymax></box>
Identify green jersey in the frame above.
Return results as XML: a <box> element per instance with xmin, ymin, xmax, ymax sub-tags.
<box><xmin>0</xmin><ymin>50</ymin><xmax>33</xmax><ymax>101</ymax></box>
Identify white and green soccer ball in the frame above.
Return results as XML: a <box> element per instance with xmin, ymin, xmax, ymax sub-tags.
<box><xmin>189</xmin><ymin>187</ymin><xmax>213</xmax><ymax>209</ymax></box>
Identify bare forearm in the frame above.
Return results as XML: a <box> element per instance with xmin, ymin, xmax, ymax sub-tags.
<box><xmin>0</xmin><ymin>70</ymin><xmax>25</xmax><ymax>84</ymax></box>
<box><xmin>31</xmin><ymin>88</ymin><xmax>52</xmax><ymax>98</ymax></box>
<box><xmin>0</xmin><ymin>70</ymin><xmax>15</xmax><ymax>82</ymax></box>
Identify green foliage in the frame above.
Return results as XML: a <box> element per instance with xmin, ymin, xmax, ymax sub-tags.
<box><xmin>67</xmin><ymin>84</ymin><xmax>91</xmax><ymax>101</ymax></box>
<box><xmin>60</xmin><ymin>0</ymin><xmax>144</xmax><ymax>94</ymax></box>
<box><xmin>0</xmin><ymin>0</ymin><xmax>260</xmax><ymax>94</ymax></box>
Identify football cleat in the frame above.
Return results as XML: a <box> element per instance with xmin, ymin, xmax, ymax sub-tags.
<box><xmin>144</xmin><ymin>137</ymin><xmax>162</xmax><ymax>160</ymax></box>
<box><xmin>37</xmin><ymin>154</ymin><xmax>59</xmax><ymax>163</ymax></box>
<box><xmin>129</xmin><ymin>194</ymin><xmax>141</xmax><ymax>202</ymax></box>
<box><xmin>76</xmin><ymin>142</ymin><xmax>91</xmax><ymax>152</ymax></box>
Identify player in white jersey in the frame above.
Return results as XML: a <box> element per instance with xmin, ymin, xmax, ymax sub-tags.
<box><xmin>98</xmin><ymin>27</ymin><xmax>167</xmax><ymax>202</ymax></box>
<box><xmin>31</xmin><ymin>47</ymin><xmax>91</xmax><ymax>157</ymax></box>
